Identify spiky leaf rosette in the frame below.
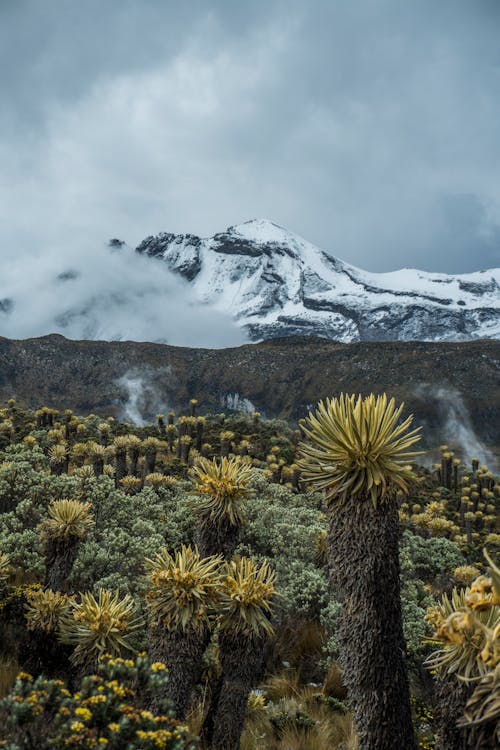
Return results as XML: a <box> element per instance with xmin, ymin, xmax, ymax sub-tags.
<box><xmin>457</xmin><ymin>664</ymin><xmax>500</xmax><ymax>749</ymax></box>
<box><xmin>59</xmin><ymin>588</ymin><xmax>142</xmax><ymax>665</ymax></box>
<box><xmin>297</xmin><ymin>393</ymin><xmax>422</xmax><ymax>507</ymax></box>
<box><xmin>39</xmin><ymin>499</ymin><xmax>94</xmax><ymax>543</ymax></box>
<box><xmin>25</xmin><ymin>588</ymin><xmax>74</xmax><ymax>634</ymax></box>
<box><xmin>145</xmin><ymin>473</ymin><xmax>174</xmax><ymax>489</ymax></box>
<box><xmin>113</xmin><ymin>435</ymin><xmax>130</xmax><ymax>450</ymax></box>
<box><xmin>145</xmin><ymin>545</ymin><xmax>223</xmax><ymax>635</ymax></box>
<box><xmin>218</xmin><ymin>557</ymin><xmax>276</xmax><ymax>639</ymax></box>
<box><xmin>74</xmin><ymin>465</ymin><xmax>95</xmax><ymax>480</ymax></box>
<box><xmin>425</xmin><ymin>588</ymin><xmax>498</xmax><ymax>679</ymax></box>
<box><xmin>48</xmin><ymin>443</ymin><xmax>68</xmax><ymax>465</ymax></box>
<box><xmin>191</xmin><ymin>456</ymin><xmax>253</xmax><ymax>526</ymax></box>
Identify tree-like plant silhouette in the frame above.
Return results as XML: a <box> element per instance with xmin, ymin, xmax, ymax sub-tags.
<box><xmin>428</xmin><ymin>549</ymin><xmax>500</xmax><ymax>750</ymax></box>
<box><xmin>39</xmin><ymin>499</ymin><xmax>94</xmax><ymax>592</ymax></box>
<box><xmin>145</xmin><ymin>545</ymin><xmax>223</xmax><ymax>718</ymax></box>
<box><xmin>191</xmin><ymin>456</ymin><xmax>253</xmax><ymax>559</ymax></box>
<box><xmin>298</xmin><ymin>393</ymin><xmax>421</xmax><ymax>750</ymax></box>
<box><xmin>59</xmin><ymin>588</ymin><xmax>142</xmax><ymax>671</ymax></box>
<box><xmin>210</xmin><ymin>556</ymin><xmax>277</xmax><ymax>750</ymax></box>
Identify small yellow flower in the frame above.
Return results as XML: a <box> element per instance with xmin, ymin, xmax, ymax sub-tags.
<box><xmin>151</xmin><ymin>662</ymin><xmax>167</xmax><ymax>673</ymax></box>
<box><xmin>108</xmin><ymin>723</ymin><xmax>120</xmax><ymax>733</ymax></box>
<box><xmin>74</xmin><ymin>707</ymin><xmax>92</xmax><ymax>722</ymax></box>
<box><xmin>70</xmin><ymin>722</ymin><xmax>85</xmax><ymax>733</ymax></box>
<box><xmin>16</xmin><ymin>672</ymin><xmax>33</xmax><ymax>681</ymax></box>
<box><xmin>87</xmin><ymin>694</ymin><xmax>107</xmax><ymax>705</ymax></box>
<box><xmin>98</xmin><ymin>740</ymin><xmax>108</xmax><ymax>746</ymax></box>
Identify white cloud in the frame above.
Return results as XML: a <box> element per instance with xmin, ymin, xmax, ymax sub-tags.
<box><xmin>0</xmin><ymin>0</ymin><xmax>499</xmax><ymax>353</ymax></box>
<box><xmin>1</xmin><ymin>240</ymin><xmax>245</xmax><ymax>347</ymax></box>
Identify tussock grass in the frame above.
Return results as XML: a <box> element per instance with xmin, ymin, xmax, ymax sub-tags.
<box><xmin>0</xmin><ymin>656</ymin><xmax>19</xmax><ymax>698</ymax></box>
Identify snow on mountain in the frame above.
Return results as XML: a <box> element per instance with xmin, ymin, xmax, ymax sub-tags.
<box><xmin>136</xmin><ymin>219</ymin><xmax>500</xmax><ymax>343</ymax></box>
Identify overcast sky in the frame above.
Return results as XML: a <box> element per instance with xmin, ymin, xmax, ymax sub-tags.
<box><xmin>1</xmin><ymin>0</ymin><xmax>500</xmax><ymax>277</ymax></box>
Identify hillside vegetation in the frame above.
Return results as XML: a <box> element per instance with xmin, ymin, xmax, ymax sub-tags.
<box><xmin>0</xmin><ymin>335</ymin><xmax>499</xmax><ymax>448</ymax></box>
<box><xmin>0</xmin><ymin>396</ymin><xmax>498</xmax><ymax>749</ymax></box>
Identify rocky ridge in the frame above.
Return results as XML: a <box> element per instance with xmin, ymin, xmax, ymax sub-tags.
<box><xmin>1</xmin><ymin>334</ymin><xmax>499</xmax><ymax>452</ymax></box>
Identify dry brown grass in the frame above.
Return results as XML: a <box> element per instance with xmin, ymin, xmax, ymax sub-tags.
<box><xmin>323</xmin><ymin>662</ymin><xmax>347</xmax><ymax>699</ymax></box>
<box><xmin>0</xmin><ymin>656</ymin><xmax>19</xmax><ymax>698</ymax></box>
<box><xmin>240</xmin><ymin>701</ymin><xmax>357</xmax><ymax>750</ymax></box>
<box><xmin>274</xmin><ymin>619</ymin><xmax>325</xmax><ymax>674</ymax></box>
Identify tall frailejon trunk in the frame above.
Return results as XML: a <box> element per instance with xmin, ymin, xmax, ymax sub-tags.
<box><xmin>327</xmin><ymin>494</ymin><xmax>416</xmax><ymax>750</ymax></box>
<box><xmin>130</xmin><ymin>447</ymin><xmax>140</xmax><ymax>476</ymax></box>
<box><xmin>144</xmin><ymin>449</ymin><xmax>157</xmax><ymax>476</ymax></box>
<box><xmin>210</xmin><ymin>633</ymin><xmax>265</xmax><ymax>750</ymax></box>
<box><xmin>115</xmin><ymin>448</ymin><xmax>127</xmax><ymax>484</ymax></box>
<box><xmin>434</xmin><ymin>673</ymin><xmax>470</xmax><ymax>750</ymax></box>
<box><xmin>24</xmin><ymin>631</ymin><xmax>73</xmax><ymax>682</ymax></box>
<box><xmin>147</xmin><ymin>625</ymin><xmax>210</xmax><ymax>720</ymax></box>
<box><xmin>45</xmin><ymin>541</ymin><xmax>79</xmax><ymax>592</ymax></box>
<box><xmin>195</xmin><ymin>518</ymin><xmax>240</xmax><ymax>561</ymax></box>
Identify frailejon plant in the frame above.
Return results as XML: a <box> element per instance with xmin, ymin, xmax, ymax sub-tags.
<box><xmin>59</xmin><ymin>588</ymin><xmax>143</xmax><ymax>669</ymax></box>
<box><xmin>191</xmin><ymin>456</ymin><xmax>253</xmax><ymax>559</ymax></box>
<box><xmin>458</xmin><ymin>664</ymin><xmax>500</xmax><ymax>749</ymax></box>
<box><xmin>145</xmin><ymin>544</ymin><xmax>223</xmax><ymax>718</ymax></box>
<box><xmin>39</xmin><ymin>499</ymin><xmax>94</xmax><ymax>592</ymax></box>
<box><xmin>209</xmin><ymin>556</ymin><xmax>277</xmax><ymax>750</ymax></box>
<box><xmin>25</xmin><ymin>587</ymin><xmax>74</xmax><ymax>635</ymax></box>
<box><xmin>428</xmin><ymin>550</ymin><xmax>500</xmax><ymax>750</ymax></box>
<box><xmin>23</xmin><ymin>587</ymin><xmax>74</xmax><ymax>677</ymax></box>
<box><xmin>298</xmin><ymin>393</ymin><xmax>422</xmax><ymax>750</ymax></box>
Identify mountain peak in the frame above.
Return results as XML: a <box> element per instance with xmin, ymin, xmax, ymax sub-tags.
<box><xmin>135</xmin><ymin>221</ymin><xmax>500</xmax><ymax>344</ymax></box>
<box><xmin>226</xmin><ymin>218</ymin><xmax>294</xmax><ymax>245</ymax></box>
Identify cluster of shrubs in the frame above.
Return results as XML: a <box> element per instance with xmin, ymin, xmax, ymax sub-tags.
<box><xmin>0</xmin><ymin>396</ymin><xmax>498</xmax><ymax>749</ymax></box>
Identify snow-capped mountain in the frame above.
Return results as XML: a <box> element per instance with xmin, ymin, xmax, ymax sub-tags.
<box><xmin>136</xmin><ymin>219</ymin><xmax>500</xmax><ymax>343</ymax></box>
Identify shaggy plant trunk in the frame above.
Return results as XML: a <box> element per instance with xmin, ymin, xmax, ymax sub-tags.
<box><xmin>148</xmin><ymin>624</ymin><xmax>210</xmax><ymax>719</ymax></box>
<box><xmin>50</xmin><ymin>462</ymin><xmax>66</xmax><ymax>476</ymax></box>
<box><xmin>210</xmin><ymin>632</ymin><xmax>265</xmax><ymax>750</ymax></box>
<box><xmin>196</xmin><ymin>424</ymin><xmax>204</xmax><ymax>451</ymax></box>
<box><xmin>130</xmin><ymin>447</ymin><xmax>140</xmax><ymax>476</ymax></box>
<box><xmin>144</xmin><ymin>450</ymin><xmax>157</xmax><ymax>476</ymax></box>
<box><xmin>195</xmin><ymin>519</ymin><xmax>241</xmax><ymax>561</ymax></box>
<box><xmin>115</xmin><ymin>448</ymin><xmax>127</xmax><ymax>484</ymax></box>
<box><xmin>327</xmin><ymin>494</ymin><xmax>416</xmax><ymax>750</ymax></box>
<box><xmin>24</xmin><ymin>631</ymin><xmax>73</xmax><ymax>682</ymax></box>
<box><xmin>92</xmin><ymin>458</ymin><xmax>103</xmax><ymax>477</ymax></box>
<box><xmin>44</xmin><ymin>540</ymin><xmax>79</xmax><ymax>592</ymax></box>
<box><xmin>434</xmin><ymin>672</ymin><xmax>470</xmax><ymax>750</ymax></box>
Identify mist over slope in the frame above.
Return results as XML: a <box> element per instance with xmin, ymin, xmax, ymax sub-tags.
<box><xmin>0</xmin><ymin>220</ymin><xmax>498</xmax><ymax>347</ymax></box>
<box><xmin>0</xmin><ymin>334</ymin><xmax>498</xmax><ymax>458</ymax></box>
<box><xmin>0</xmin><ymin>239</ymin><xmax>245</xmax><ymax>348</ymax></box>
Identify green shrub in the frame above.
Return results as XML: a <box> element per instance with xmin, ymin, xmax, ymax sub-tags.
<box><xmin>0</xmin><ymin>654</ymin><xmax>196</xmax><ymax>749</ymax></box>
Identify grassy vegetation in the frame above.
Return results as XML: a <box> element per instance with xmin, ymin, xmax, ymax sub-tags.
<box><xmin>0</xmin><ymin>396</ymin><xmax>498</xmax><ymax>749</ymax></box>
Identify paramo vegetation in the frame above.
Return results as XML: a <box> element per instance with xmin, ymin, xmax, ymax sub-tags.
<box><xmin>0</xmin><ymin>395</ymin><xmax>498</xmax><ymax>749</ymax></box>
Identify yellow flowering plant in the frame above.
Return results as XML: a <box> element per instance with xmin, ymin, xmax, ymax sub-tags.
<box><xmin>0</xmin><ymin>654</ymin><xmax>196</xmax><ymax>749</ymax></box>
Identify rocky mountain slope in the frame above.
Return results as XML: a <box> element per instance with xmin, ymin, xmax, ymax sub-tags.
<box><xmin>1</xmin><ymin>335</ymin><xmax>499</xmax><ymax>452</ymax></box>
<box><xmin>137</xmin><ymin>219</ymin><xmax>500</xmax><ymax>343</ymax></box>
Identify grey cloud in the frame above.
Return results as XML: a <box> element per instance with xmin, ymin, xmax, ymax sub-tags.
<box><xmin>0</xmin><ymin>0</ymin><xmax>499</xmax><ymax>343</ymax></box>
